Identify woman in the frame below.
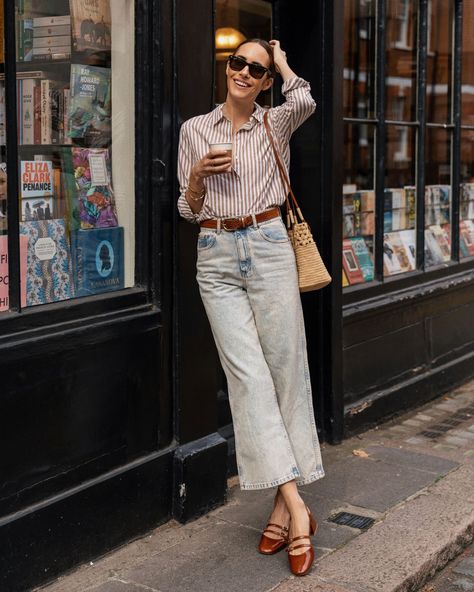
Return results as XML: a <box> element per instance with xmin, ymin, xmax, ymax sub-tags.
<box><xmin>177</xmin><ymin>39</ymin><xmax>325</xmax><ymax>577</ymax></box>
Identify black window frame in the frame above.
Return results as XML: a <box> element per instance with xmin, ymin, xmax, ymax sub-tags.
<box><xmin>343</xmin><ymin>0</ymin><xmax>474</xmax><ymax>306</ymax></box>
<box><xmin>1</xmin><ymin>0</ymin><xmax>159</xmax><ymax>336</ymax></box>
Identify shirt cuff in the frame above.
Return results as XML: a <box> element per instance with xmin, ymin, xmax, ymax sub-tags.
<box><xmin>281</xmin><ymin>76</ymin><xmax>310</xmax><ymax>95</ymax></box>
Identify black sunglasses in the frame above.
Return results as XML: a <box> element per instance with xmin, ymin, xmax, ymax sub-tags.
<box><xmin>228</xmin><ymin>55</ymin><xmax>272</xmax><ymax>80</ymax></box>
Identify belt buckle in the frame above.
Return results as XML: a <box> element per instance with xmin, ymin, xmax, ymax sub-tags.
<box><xmin>222</xmin><ymin>216</ymin><xmax>246</xmax><ymax>232</ymax></box>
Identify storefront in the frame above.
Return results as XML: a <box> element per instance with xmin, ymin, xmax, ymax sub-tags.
<box><xmin>0</xmin><ymin>0</ymin><xmax>472</xmax><ymax>590</ymax></box>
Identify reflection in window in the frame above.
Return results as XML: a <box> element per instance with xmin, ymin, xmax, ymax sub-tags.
<box><xmin>215</xmin><ymin>0</ymin><xmax>272</xmax><ymax>106</ymax></box>
<box><xmin>384</xmin><ymin>125</ymin><xmax>416</xmax><ymax>277</ymax></box>
<box><xmin>426</xmin><ymin>0</ymin><xmax>453</xmax><ymax>124</ymax></box>
<box><xmin>14</xmin><ymin>0</ymin><xmax>135</xmax><ymax>308</ymax></box>
<box><xmin>425</xmin><ymin>127</ymin><xmax>452</xmax><ymax>267</ymax></box>
<box><xmin>386</xmin><ymin>0</ymin><xmax>417</xmax><ymax>121</ymax></box>
<box><xmin>342</xmin><ymin>123</ymin><xmax>375</xmax><ymax>287</ymax></box>
<box><xmin>462</xmin><ymin>1</ymin><xmax>474</xmax><ymax>124</ymax></box>
<box><xmin>343</xmin><ymin>0</ymin><xmax>376</xmax><ymax>119</ymax></box>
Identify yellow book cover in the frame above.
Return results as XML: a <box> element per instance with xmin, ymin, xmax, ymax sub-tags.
<box><xmin>70</xmin><ymin>0</ymin><xmax>111</xmax><ymax>52</ymax></box>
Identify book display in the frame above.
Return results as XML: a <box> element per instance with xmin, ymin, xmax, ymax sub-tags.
<box><xmin>382</xmin><ymin>186</ymin><xmax>417</xmax><ymax>277</ymax></box>
<box><xmin>9</xmin><ymin>0</ymin><xmax>126</xmax><ymax>308</ymax></box>
<box><xmin>342</xmin><ymin>189</ymin><xmax>375</xmax><ymax>285</ymax></box>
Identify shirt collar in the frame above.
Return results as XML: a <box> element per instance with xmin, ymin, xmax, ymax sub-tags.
<box><xmin>212</xmin><ymin>102</ymin><xmax>266</xmax><ymax>126</ymax></box>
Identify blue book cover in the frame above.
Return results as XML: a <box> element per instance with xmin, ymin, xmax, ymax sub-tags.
<box><xmin>19</xmin><ymin>218</ymin><xmax>75</xmax><ymax>306</ymax></box>
<box><xmin>349</xmin><ymin>237</ymin><xmax>374</xmax><ymax>282</ymax></box>
<box><xmin>71</xmin><ymin>226</ymin><xmax>124</xmax><ymax>297</ymax></box>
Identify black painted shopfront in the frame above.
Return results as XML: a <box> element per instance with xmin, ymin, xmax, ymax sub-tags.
<box><xmin>0</xmin><ymin>1</ymin><xmax>473</xmax><ymax>590</ymax></box>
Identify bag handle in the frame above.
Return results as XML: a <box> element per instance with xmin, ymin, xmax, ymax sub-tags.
<box><xmin>263</xmin><ymin>111</ymin><xmax>305</xmax><ymax>227</ymax></box>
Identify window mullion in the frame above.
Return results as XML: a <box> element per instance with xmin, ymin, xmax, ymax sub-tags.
<box><xmin>4</xmin><ymin>0</ymin><xmax>20</xmax><ymax>312</ymax></box>
<box><xmin>415</xmin><ymin>0</ymin><xmax>428</xmax><ymax>270</ymax></box>
<box><xmin>451</xmin><ymin>0</ymin><xmax>463</xmax><ymax>262</ymax></box>
<box><xmin>374</xmin><ymin>0</ymin><xmax>386</xmax><ymax>281</ymax></box>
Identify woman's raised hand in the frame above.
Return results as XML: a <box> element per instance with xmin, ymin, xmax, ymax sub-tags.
<box><xmin>192</xmin><ymin>150</ymin><xmax>232</xmax><ymax>179</ymax></box>
<box><xmin>269</xmin><ymin>40</ymin><xmax>287</xmax><ymax>74</ymax></box>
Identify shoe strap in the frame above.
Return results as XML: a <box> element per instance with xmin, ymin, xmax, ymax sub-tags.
<box><xmin>263</xmin><ymin>526</ymin><xmax>288</xmax><ymax>539</ymax></box>
<box><xmin>287</xmin><ymin>542</ymin><xmax>312</xmax><ymax>553</ymax></box>
<box><xmin>266</xmin><ymin>522</ymin><xmax>289</xmax><ymax>532</ymax></box>
<box><xmin>287</xmin><ymin>534</ymin><xmax>311</xmax><ymax>544</ymax></box>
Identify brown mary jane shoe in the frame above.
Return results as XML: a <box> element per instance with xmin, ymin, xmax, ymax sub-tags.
<box><xmin>286</xmin><ymin>505</ymin><xmax>318</xmax><ymax>576</ymax></box>
<box><xmin>258</xmin><ymin>521</ymin><xmax>290</xmax><ymax>555</ymax></box>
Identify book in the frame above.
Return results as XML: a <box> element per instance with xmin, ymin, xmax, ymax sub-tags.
<box><xmin>70</xmin><ymin>0</ymin><xmax>112</xmax><ymax>53</ymax></box>
<box><xmin>33</xmin><ymin>35</ymin><xmax>71</xmax><ymax>48</ymax></box>
<box><xmin>34</xmin><ymin>24</ymin><xmax>71</xmax><ymax>37</ymax></box>
<box><xmin>429</xmin><ymin>224</ymin><xmax>451</xmax><ymax>261</ymax></box>
<box><xmin>461</xmin><ymin>183</ymin><xmax>474</xmax><ymax>201</ymax></box>
<box><xmin>20</xmin><ymin>78</ymin><xmax>37</xmax><ymax>144</ymax></box>
<box><xmin>32</xmin><ymin>15</ymin><xmax>71</xmax><ymax>27</ymax></box>
<box><xmin>33</xmin><ymin>84</ymin><xmax>41</xmax><ymax>143</ymax></box>
<box><xmin>360</xmin><ymin>190</ymin><xmax>375</xmax><ymax>212</ymax></box>
<box><xmin>68</xmin><ymin>64</ymin><xmax>111</xmax><ymax>146</ymax></box>
<box><xmin>21</xmin><ymin>196</ymin><xmax>54</xmax><ymax>222</ymax></box>
<box><xmin>383</xmin><ymin>233</ymin><xmax>402</xmax><ymax>275</ymax></box>
<box><xmin>0</xmin><ymin>235</ymin><xmax>28</xmax><ymax>311</ymax></box>
<box><xmin>19</xmin><ymin>218</ymin><xmax>75</xmax><ymax>305</ymax></box>
<box><xmin>71</xmin><ymin>226</ymin><xmax>124</xmax><ymax>297</ymax></box>
<box><xmin>349</xmin><ymin>236</ymin><xmax>374</xmax><ymax>282</ymax></box>
<box><xmin>20</xmin><ymin>160</ymin><xmax>53</xmax><ymax>198</ymax></box>
<box><xmin>342</xmin><ymin>269</ymin><xmax>349</xmax><ymax>288</ymax></box>
<box><xmin>342</xmin><ymin>238</ymin><xmax>364</xmax><ymax>284</ymax></box>
<box><xmin>0</xmin><ymin>82</ymin><xmax>5</xmax><ymax>146</ymax></box>
<box><xmin>72</xmin><ymin>147</ymin><xmax>118</xmax><ymax>229</ymax></box>
<box><xmin>0</xmin><ymin>163</ymin><xmax>7</xmax><ymax>234</ymax></box>
<box><xmin>460</xmin><ymin>220</ymin><xmax>474</xmax><ymax>257</ymax></box>
<box><xmin>424</xmin><ymin>228</ymin><xmax>445</xmax><ymax>266</ymax></box>
<box><xmin>398</xmin><ymin>229</ymin><xmax>416</xmax><ymax>270</ymax></box>
<box><xmin>384</xmin><ymin>188</ymin><xmax>406</xmax><ymax>210</ymax></box>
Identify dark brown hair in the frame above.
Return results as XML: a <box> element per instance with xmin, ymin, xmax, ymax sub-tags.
<box><xmin>234</xmin><ymin>38</ymin><xmax>276</xmax><ymax>78</ymax></box>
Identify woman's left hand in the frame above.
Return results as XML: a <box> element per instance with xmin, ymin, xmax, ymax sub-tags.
<box><xmin>269</xmin><ymin>40</ymin><xmax>287</xmax><ymax>74</ymax></box>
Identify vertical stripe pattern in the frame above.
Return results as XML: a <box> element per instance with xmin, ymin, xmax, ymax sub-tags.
<box><xmin>177</xmin><ymin>76</ymin><xmax>316</xmax><ymax>223</ymax></box>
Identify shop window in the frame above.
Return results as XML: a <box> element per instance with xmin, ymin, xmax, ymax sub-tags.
<box><xmin>214</xmin><ymin>0</ymin><xmax>272</xmax><ymax>106</ymax></box>
<box><xmin>3</xmin><ymin>0</ymin><xmax>134</xmax><ymax>311</ymax></box>
<box><xmin>342</xmin><ymin>0</ymin><xmax>472</xmax><ymax>293</ymax></box>
<box><xmin>343</xmin><ymin>0</ymin><xmax>376</xmax><ymax>119</ymax></box>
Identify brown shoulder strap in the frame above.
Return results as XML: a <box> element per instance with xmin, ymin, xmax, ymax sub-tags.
<box><xmin>263</xmin><ymin>111</ymin><xmax>304</xmax><ymax>222</ymax></box>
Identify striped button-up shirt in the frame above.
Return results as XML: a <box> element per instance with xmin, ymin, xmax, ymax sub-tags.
<box><xmin>177</xmin><ymin>76</ymin><xmax>316</xmax><ymax>223</ymax></box>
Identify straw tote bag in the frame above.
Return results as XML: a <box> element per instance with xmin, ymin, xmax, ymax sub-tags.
<box><xmin>263</xmin><ymin>111</ymin><xmax>332</xmax><ymax>292</ymax></box>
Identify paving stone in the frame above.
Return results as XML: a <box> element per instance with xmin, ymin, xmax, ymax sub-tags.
<box><xmin>402</xmin><ymin>419</ymin><xmax>423</xmax><ymax>427</ymax></box>
<box><xmin>405</xmin><ymin>437</ymin><xmax>426</xmax><ymax>444</ymax></box>
<box><xmin>363</xmin><ymin>445</ymin><xmax>458</xmax><ymax>474</ymax></box>
<box><xmin>445</xmin><ymin>436</ymin><xmax>470</xmax><ymax>446</ymax></box>
<box><xmin>454</xmin><ymin>557</ymin><xmax>474</xmax><ymax>577</ymax></box>
<box><xmin>290</xmin><ymin>452</ymin><xmax>452</xmax><ymax>513</ymax></box>
<box><xmin>464</xmin><ymin>450</ymin><xmax>474</xmax><ymax>457</ymax></box>
<box><xmin>468</xmin><ymin>425</ymin><xmax>474</xmax><ymax>433</ymax></box>
<box><xmin>414</xmin><ymin>414</ymin><xmax>434</xmax><ymax>421</ymax></box>
<box><xmin>452</xmin><ymin>430</ymin><xmax>474</xmax><ymax>440</ymax></box>
<box><xmin>88</xmin><ymin>581</ymin><xmax>156</xmax><ymax>592</ymax></box>
<box><xmin>123</xmin><ymin>522</ymin><xmax>291</xmax><ymax>592</ymax></box>
<box><xmin>452</xmin><ymin>578</ymin><xmax>474</xmax><ymax>591</ymax></box>
<box><xmin>434</xmin><ymin>443</ymin><xmax>459</xmax><ymax>451</ymax></box>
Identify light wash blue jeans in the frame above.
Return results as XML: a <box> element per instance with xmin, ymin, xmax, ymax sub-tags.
<box><xmin>196</xmin><ymin>213</ymin><xmax>325</xmax><ymax>490</ymax></box>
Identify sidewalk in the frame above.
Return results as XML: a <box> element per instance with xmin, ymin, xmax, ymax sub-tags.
<box><xmin>36</xmin><ymin>380</ymin><xmax>474</xmax><ymax>592</ymax></box>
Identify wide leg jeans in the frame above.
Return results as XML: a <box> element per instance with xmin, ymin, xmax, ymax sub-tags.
<box><xmin>196</xmin><ymin>215</ymin><xmax>325</xmax><ymax>490</ymax></box>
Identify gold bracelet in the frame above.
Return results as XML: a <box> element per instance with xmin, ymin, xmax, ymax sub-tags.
<box><xmin>188</xmin><ymin>187</ymin><xmax>206</xmax><ymax>202</ymax></box>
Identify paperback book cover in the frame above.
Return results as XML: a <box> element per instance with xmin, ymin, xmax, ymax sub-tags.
<box><xmin>19</xmin><ymin>218</ymin><xmax>74</xmax><ymax>305</ymax></box>
<box><xmin>429</xmin><ymin>224</ymin><xmax>451</xmax><ymax>261</ymax></box>
<box><xmin>0</xmin><ymin>235</ymin><xmax>28</xmax><ymax>311</ymax></box>
<box><xmin>20</xmin><ymin>160</ymin><xmax>53</xmax><ymax>198</ymax></box>
<box><xmin>424</xmin><ymin>228</ymin><xmax>445</xmax><ymax>266</ymax></box>
<box><xmin>72</xmin><ymin>147</ymin><xmax>118</xmax><ymax>229</ymax></box>
<box><xmin>383</xmin><ymin>233</ymin><xmax>402</xmax><ymax>275</ymax></box>
<box><xmin>70</xmin><ymin>0</ymin><xmax>112</xmax><ymax>53</ymax></box>
<box><xmin>349</xmin><ymin>236</ymin><xmax>374</xmax><ymax>282</ymax></box>
<box><xmin>460</xmin><ymin>220</ymin><xmax>474</xmax><ymax>257</ymax></box>
<box><xmin>342</xmin><ymin>238</ymin><xmax>364</xmax><ymax>284</ymax></box>
<box><xmin>68</xmin><ymin>64</ymin><xmax>111</xmax><ymax>146</ymax></box>
<box><xmin>71</xmin><ymin>226</ymin><xmax>124</xmax><ymax>296</ymax></box>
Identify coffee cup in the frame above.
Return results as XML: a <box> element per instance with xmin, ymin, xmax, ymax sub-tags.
<box><xmin>209</xmin><ymin>142</ymin><xmax>232</xmax><ymax>156</ymax></box>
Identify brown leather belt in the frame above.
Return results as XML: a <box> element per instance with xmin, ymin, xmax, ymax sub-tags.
<box><xmin>200</xmin><ymin>207</ymin><xmax>281</xmax><ymax>231</ymax></box>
